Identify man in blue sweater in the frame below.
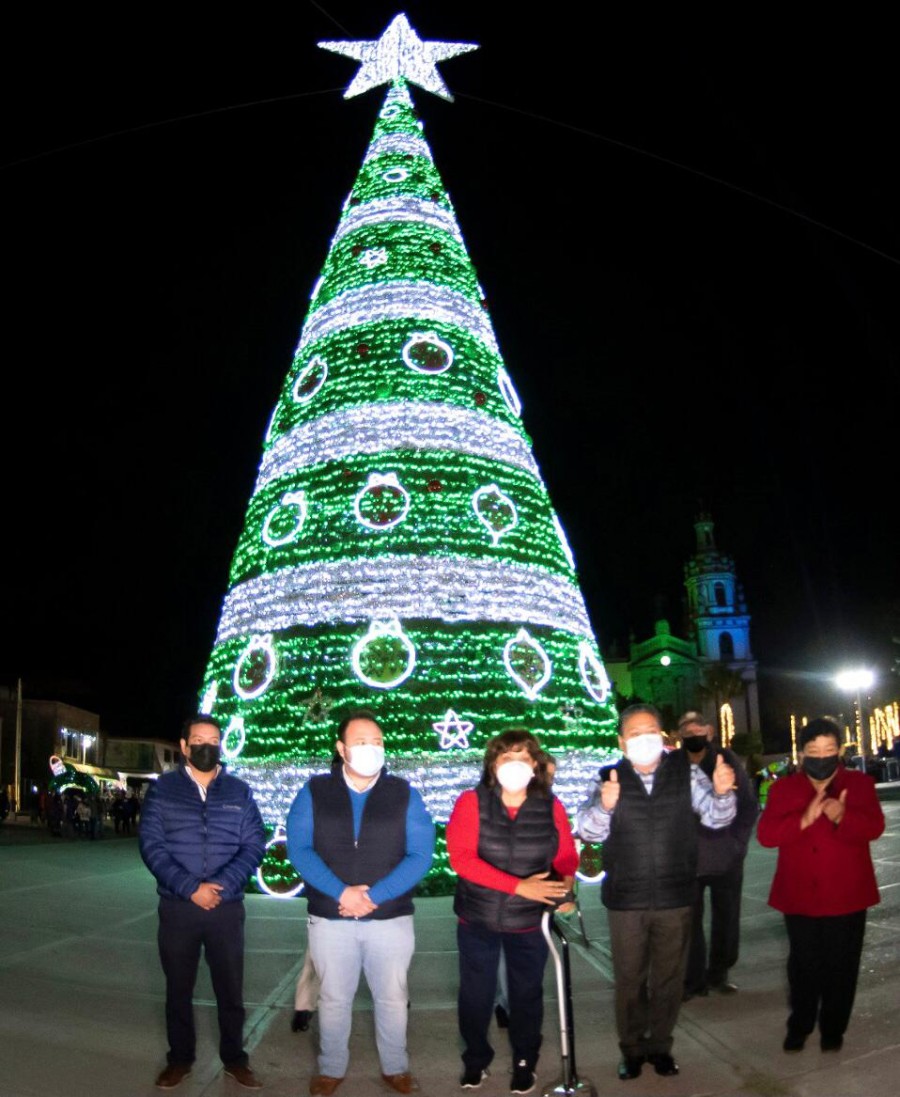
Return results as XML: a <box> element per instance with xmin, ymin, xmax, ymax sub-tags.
<box><xmin>287</xmin><ymin>709</ymin><xmax>435</xmax><ymax>1097</ymax></box>
<box><xmin>139</xmin><ymin>714</ymin><xmax>266</xmax><ymax>1091</ymax></box>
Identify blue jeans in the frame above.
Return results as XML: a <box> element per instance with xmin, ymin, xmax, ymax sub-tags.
<box><xmin>307</xmin><ymin>914</ymin><xmax>414</xmax><ymax>1077</ymax></box>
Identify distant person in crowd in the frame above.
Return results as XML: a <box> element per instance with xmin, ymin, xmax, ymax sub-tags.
<box><xmin>286</xmin><ymin>709</ymin><xmax>435</xmax><ymax>1097</ymax></box>
<box><xmin>757</xmin><ymin>715</ymin><xmax>885</xmax><ymax>1052</ymax></box>
<box><xmin>139</xmin><ymin>714</ymin><xmax>266</xmax><ymax>1091</ymax></box>
<box><xmin>48</xmin><ymin>792</ymin><xmax>64</xmax><ymax>837</ymax></box>
<box><xmin>0</xmin><ymin>787</ymin><xmax>9</xmax><ymax>824</ymax></box>
<box><xmin>111</xmin><ymin>792</ymin><xmax>125</xmax><ymax>833</ymax></box>
<box><xmin>447</xmin><ymin>730</ymin><xmax>576</xmax><ymax>1095</ymax></box>
<box><xmin>75</xmin><ymin>796</ymin><xmax>92</xmax><ymax>837</ymax></box>
<box><xmin>575</xmin><ymin>703</ymin><xmax>737</xmax><ymax>1082</ymax></box>
<box><xmin>676</xmin><ymin>711</ymin><xmax>759</xmax><ymax>1000</ymax></box>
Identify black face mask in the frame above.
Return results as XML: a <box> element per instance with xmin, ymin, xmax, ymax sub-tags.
<box><xmin>802</xmin><ymin>755</ymin><xmax>839</xmax><ymax>781</ymax></box>
<box><xmin>188</xmin><ymin>743</ymin><xmax>221</xmax><ymax>773</ymax></box>
<box><xmin>681</xmin><ymin>734</ymin><xmax>709</xmax><ymax>753</ymax></box>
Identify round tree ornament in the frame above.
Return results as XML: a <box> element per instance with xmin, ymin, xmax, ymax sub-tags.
<box><xmin>472</xmin><ymin>483</ymin><xmax>518</xmax><ymax>545</ymax></box>
<box><xmin>504</xmin><ymin>628</ymin><xmax>552</xmax><ymax>699</ymax></box>
<box><xmin>233</xmin><ymin>634</ymin><xmax>278</xmax><ymax>700</ymax></box>
<box><xmin>351</xmin><ymin>616</ymin><xmax>417</xmax><ymax>689</ymax></box>
<box><xmin>402</xmin><ymin>331</ymin><xmax>453</xmax><ymax>374</ymax></box>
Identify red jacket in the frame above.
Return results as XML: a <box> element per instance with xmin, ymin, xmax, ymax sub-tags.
<box><xmin>757</xmin><ymin>765</ymin><xmax>884</xmax><ymax>916</ymax></box>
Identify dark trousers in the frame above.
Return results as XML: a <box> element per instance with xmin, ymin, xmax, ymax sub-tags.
<box><xmin>684</xmin><ymin>863</ymin><xmax>743</xmax><ymax>991</ymax></box>
<box><xmin>157</xmin><ymin>897</ymin><xmax>248</xmax><ymax>1067</ymax></box>
<box><xmin>607</xmin><ymin>906</ymin><xmax>692</xmax><ymax>1058</ymax></box>
<box><xmin>784</xmin><ymin>910</ymin><xmax>867</xmax><ymax>1041</ymax></box>
<box><xmin>457</xmin><ymin>920</ymin><xmax>548</xmax><ymax>1073</ymax></box>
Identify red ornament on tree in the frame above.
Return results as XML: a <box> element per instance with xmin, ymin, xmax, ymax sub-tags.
<box><xmin>474</xmin><ymin>391</ymin><xmax>487</xmax><ymax>407</ymax></box>
<box><xmin>357</xmin><ymin>343</ymin><xmax>370</xmax><ymax>357</ymax></box>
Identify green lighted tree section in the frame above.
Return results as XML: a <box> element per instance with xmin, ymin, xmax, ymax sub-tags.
<box><xmin>199</xmin><ymin>79</ymin><xmax>618</xmax><ymax>893</ymax></box>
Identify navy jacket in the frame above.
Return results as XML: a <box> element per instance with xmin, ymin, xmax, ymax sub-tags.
<box><xmin>139</xmin><ymin>766</ymin><xmax>266</xmax><ymax>903</ymax></box>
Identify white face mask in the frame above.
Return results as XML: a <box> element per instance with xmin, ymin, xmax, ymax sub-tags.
<box><xmin>496</xmin><ymin>760</ymin><xmax>535</xmax><ymax>793</ymax></box>
<box><xmin>625</xmin><ymin>733</ymin><xmax>664</xmax><ymax>767</ymax></box>
<box><xmin>346</xmin><ymin>743</ymin><xmax>385</xmax><ymax>778</ymax></box>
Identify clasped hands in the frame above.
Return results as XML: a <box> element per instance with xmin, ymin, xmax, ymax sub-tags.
<box><xmin>191</xmin><ymin>882</ymin><xmax>223</xmax><ymax>910</ymax></box>
<box><xmin>338</xmin><ymin>883</ymin><xmax>378</xmax><ymax>918</ymax></box>
<box><xmin>801</xmin><ymin>787</ymin><xmax>847</xmax><ymax>829</ymax></box>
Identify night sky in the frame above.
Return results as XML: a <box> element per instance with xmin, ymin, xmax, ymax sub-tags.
<box><xmin>2</xmin><ymin>4</ymin><xmax>897</xmax><ymax>742</ymax></box>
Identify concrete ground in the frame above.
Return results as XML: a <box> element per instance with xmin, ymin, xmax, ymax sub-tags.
<box><xmin>1</xmin><ymin>788</ymin><xmax>898</xmax><ymax>1097</ymax></box>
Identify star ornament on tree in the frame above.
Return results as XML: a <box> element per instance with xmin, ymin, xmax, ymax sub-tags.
<box><xmin>319</xmin><ymin>13</ymin><xmax>478</xmax><ymax>101</ymax></box>
<box><xmin>433</xmin><ymin>709</ymin><xmax>475</xmax><ymax>750</ymax></box>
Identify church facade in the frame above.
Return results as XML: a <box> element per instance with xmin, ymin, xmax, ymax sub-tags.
<box><xmin>604</xmin><ymin>513</ymin><xmax>760</xmax><ymax>740</ymax></box>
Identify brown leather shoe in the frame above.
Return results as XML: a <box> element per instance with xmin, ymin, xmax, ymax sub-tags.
<box><xmin>381</xmin><ymin>1073</ymin><xmax>420</xmax><ymax>1094</ymax></box>
<box><xmin>155</xmin><ymin>1063</ymin><xmax>192</xmax><ymax>1089</ymax></box>
<box><xmin>309</xmin><ymin>1077</ymin><xmax>344</xmax><ymax>1096</ymax></box>
<box><xmin>224</xmin><ymin>1063</ymin><xmax>263</xmax><ymax>1089</ymax></box>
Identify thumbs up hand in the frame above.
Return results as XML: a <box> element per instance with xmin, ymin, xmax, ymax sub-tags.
<box><xmin>712</xmin><ymin>751</ymin><xmax>736</xmax><ymax>796</ymax></box>
<box><xmin>601</xmin><ymin>768</ymin><xmax>621</xmax><ymax>812</ymax></box>
<box><xmin>822</xmin><ymin>787</ymin><xmax>848</xmax><ymax>825</ymax></box>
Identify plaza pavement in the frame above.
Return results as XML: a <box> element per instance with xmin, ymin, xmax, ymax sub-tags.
<box><xmin>1</xmin><ymin>787</ymin><xmax>898</xmax><ymax>1097</ymax></box>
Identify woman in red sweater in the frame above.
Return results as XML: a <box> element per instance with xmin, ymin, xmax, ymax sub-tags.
<box><xmin>757</xmin><ymin>715</ymin><xmax>884</xmax><ymax>1053</ymax></box>
<box><xmin>447</xmin><ymin>730</ymin><xmax>578</xmax><ymax>1095</ymax></box>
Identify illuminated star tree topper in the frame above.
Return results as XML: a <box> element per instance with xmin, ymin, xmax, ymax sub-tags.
<box><xmin>319</xmin><ymin>12</ymin><xmax>478</xmax><ymax>101</ymax></box>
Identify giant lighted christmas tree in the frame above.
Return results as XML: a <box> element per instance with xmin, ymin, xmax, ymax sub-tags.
<box><xmin>198</xmin><ymin>14</ymin><xmax>618</xmax><ymax>893</ymax></box>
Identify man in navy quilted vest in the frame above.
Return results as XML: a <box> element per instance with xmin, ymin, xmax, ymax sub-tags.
<box><xmin>140</xmin><ymin>714</ymin><xmax>266</xmax><ymax>1091</ymax></box>
<box><xmin>575</xmin><ymin>703</ymin><xmax>737</xmax><ymax>1082</ymax></box>
<box><xmin>286</xmin><ymin>709</ymin><xmax>435</xmax><ymax>1097</ymax></box>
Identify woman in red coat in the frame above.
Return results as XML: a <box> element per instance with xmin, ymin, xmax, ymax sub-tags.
<box><xmin>757</xmin><ymin>716</ymin><xmax>884</xmax><ymax>1053</ymax></box>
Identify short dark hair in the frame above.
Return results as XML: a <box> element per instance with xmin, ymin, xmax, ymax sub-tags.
<box><xmin>677</xmin><ymin>710</ymin><xmax>711</xmax><ymax>731</ymax></box>
<box><xmin>618</xmin><ymin>703</ymin><xmax>662</xmax><ymax>734</ymax></box>
<box><xmin>181</xmin><ymin>714</ymin><xmax>222</xmax><ymax>740</ymax></box>
<box><xmin>798</xmin><ymin>716</ymin><xmax>843</xmax><ymax>751</ymax></box>
<box><xmin>336</xmin><ymin>708</ymin><xmax>383</xmax><ymax>742</ymax></box>
<box><xmin>481</xmin><ymin>729</ymin><xmax>552</xmax><ymax>796</ymax></box>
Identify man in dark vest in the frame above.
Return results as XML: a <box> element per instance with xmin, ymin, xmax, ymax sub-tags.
<box><xmin>286</xmin><ymin>710</ymin><xmax>435</xmax><ymax>1097</ymax></box>
<box><xmin>677</xmin><ymin>711</ymin><xmax>759</xmax><ymax>1000</ymax></box>
<box><xmin>575</xmin><ymin>703</ymin><xmax>737</xmax><ymax>1082</ymax></box>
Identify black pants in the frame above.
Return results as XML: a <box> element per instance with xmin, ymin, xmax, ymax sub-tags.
<box><xmin>457</xmin><ymin>920</ymin><xmax>548</xmax><ymax>1074</ymax></box>
<box><xmin>684</xmin><ymin>863</ymin><xmax>743</xmax><ymax>991</ymax></box>
<box><xmin>607</xmin><ymin>906</ymin><xmax>692</xmax><ymax>1058</ymax></box>
<box><xmin>157</xmin><ymin>897</ymin><xmax>248</xmax><ymax>1067</ymax></box>
<box><xmin>784</xmin><ymin>910</ymin><xmax>867</xmax><ymax>1041</ymax></box>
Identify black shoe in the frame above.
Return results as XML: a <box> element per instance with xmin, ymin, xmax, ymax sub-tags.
<box><xmin>292</xmin><ymin>1009</ymin><xmax>312</xmax><ymax>1032</ymax></box>
<box><xmin>459</xmin><ymin>1067</ymin><xmax>489</xmax><ymax>1089</ymax></box>
<box><xmin>710</xmin><ymin>980</ymin><xmax>738</xmax><ymax>994</ymax></box>
<box><xmin>494</xmin><ymin>1003</ymin><xmax>509</xmax><ymax>1028</ymax></box>
<box><xmin>510</xmin><ymin>1060</ymin><xmax>536</xmax><ymax>1094</ymax></box>
<box><xmin>682</xmin><ymin>985</ymin><xmax>709</xmax><ymax>1001</ymax></box>
<box><xmin>820</xmin><ymin>1035</ymin><xmax>843</xmax><ymax>1052</ymax></box>
<box><xmin>648</xmin><ymin>1053</ymin><xmax>679</xmax><ymax>1076</ymax></box>
<box><xmin>617</xmin><ymin>1057</ymin><xmax>644</xmax><ymax>1081</ymax></box>
<box><xmin>783</xmin><ymin>1032</ymin><xmax>806</xmax><ymax>1052</ymax></box>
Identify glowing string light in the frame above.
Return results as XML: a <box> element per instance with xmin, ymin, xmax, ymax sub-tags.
<box><xmin>433</xmin><ymin>709</ymin><xmax>474</xmax><ymax>750</ymax></box>
<box><xmin>351</xmin><ymin>616</ymin><xmax>417</xmax><ymax>690</ymax></box>
<box><xmin>233</xmin><ymin>634</ymin><xmax>278</xmax><ymax>700</ymax></box>
<box><xmin>472</xmin><ymin>483</ymin><xmax>518</xmax><ymax>545</ymax></box>
<box><xmin>353</xmin><ymin>472</ymin><xmax>411</xmax><ymax>530</ymax></box>
<box><xmin>261</xmin><ymin>491</ymin><xmax>308</xmax><ymax>547</ymax></box>
<box><xmin>504</xmin><ymin>628</ymin><xmax>552</xmax><ymax>700</ymax></box>
<box><xmin>578</xmin><ymin>641</ymin><xmax>611</xmax><ymax>703</ymax></box>
<box><xmin>222</xmin><ymin>716</ymin><xmax>246</xmax><ymax>760</ymax></box>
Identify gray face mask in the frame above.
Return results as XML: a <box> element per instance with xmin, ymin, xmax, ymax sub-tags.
<box><xmin>802</xmin><ymin>755</ymin><xmax>839</xmax><ymax>781</ymax></box>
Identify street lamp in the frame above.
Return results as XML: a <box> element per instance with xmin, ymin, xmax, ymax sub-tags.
<box><xmin>835</xmin><ymin>669</ymin><xmax>875</xmax><ymax>772</ymax></box>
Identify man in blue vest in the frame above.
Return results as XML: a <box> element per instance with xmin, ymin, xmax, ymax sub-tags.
<box><xmin>575</xmin><ymin>704</ymin><xmax>737</xmax><ymax>1082</ymax></box>
<box><xmin>287</xmin><ymin>710</ymin><xmax>436</xmax><ymax>1097</ymax></box>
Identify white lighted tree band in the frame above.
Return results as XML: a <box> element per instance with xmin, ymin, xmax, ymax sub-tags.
<box><xmin>331</xmin><ymin>195</ymin><xmax>464</xmax><ymax>249</ymax></box>
<box><xmin>229</xmin><ymin>747</ymin><xmax>618</xmax><ymax>828</ymax></box>
<box><xmin>364</xmin><ymin>132</ymin><xmax>434</xmax><ymax>164</ymax></box>
<box><xmin>294</xmin><ymin>281</ymin><xmax>500</xmax><ymax>358</ymax></box>
<box><xmin>214</xmin><ymin>554</ymin><xmax>594</xmax><ymax>643</ymax></box>
<box><xmin>254</xmin><ymin>404</ymin><xmax>539</xmax><ymax>494</ymax></box>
